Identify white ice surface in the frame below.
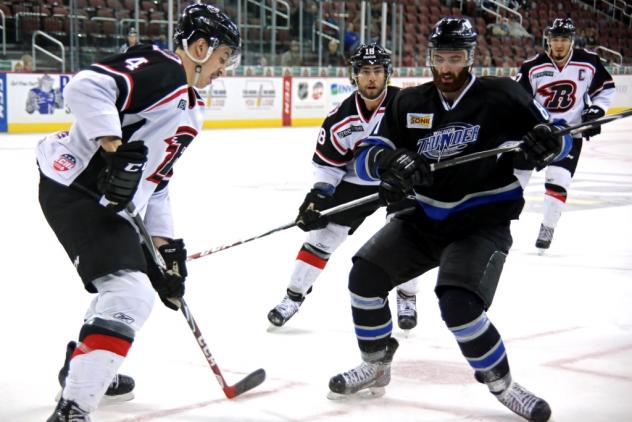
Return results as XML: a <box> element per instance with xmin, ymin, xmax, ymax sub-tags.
<box><xmin>0</xmin><ymin>121</ymin><xmax>630</xmax><ymax>422</ymax></box>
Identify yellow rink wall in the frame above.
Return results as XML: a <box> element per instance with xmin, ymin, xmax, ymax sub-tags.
<box><xmin>1</xmin><ymin>72</ymin><xmax>631</xmax><ymax>133</ymax></box>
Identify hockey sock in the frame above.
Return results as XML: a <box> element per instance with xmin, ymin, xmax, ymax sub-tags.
<box><xmin>288</xmin><ymin>242</ymin><xmax>331</xmax><ymax>295</ymax></box>
<box><xmin>63</xmin><ymin>318</ymin><xmax>133</xmax><ymax>412</ymax></box>
<box><xmin>439</xmin><ymin>288</ymin><xmax>509</xmax><ymax>391</ymax></box>
<box><xmin>542</xmin><ymin>183</ymin><xmax>567</xmax><ymax>228</ymax></box>
<box><xmin>349</xmin><ymin>258</ymin><xmax>393</xmax><ymax>356</ymax></box>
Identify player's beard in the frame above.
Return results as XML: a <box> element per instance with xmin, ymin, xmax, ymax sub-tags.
<box><xmin>358</xmin><ymin>80</ymin><xmax>387</xmax><ymax>101</ymax></box>
<box><xmin>431</xmin><ymin>67</ymin><xmax>470</xmax><ymax>93</ymax></box>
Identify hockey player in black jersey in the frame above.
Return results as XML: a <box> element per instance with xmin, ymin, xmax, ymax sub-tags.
<box><xmin>328</xmin><ymin>17</ymin><xmax>572</xmax><ymax>422</ymax></box>
<box><xmin>41</xmin><ymin>3</ymin><xmax>240</xmax><ymax>421</ymax></box>
<box><xmin>515</xmin><ymin>18</ymin><xmax>615</xmax><ymax>252</ymax></box>
<box><xmin>267</xmin><ymin>43</ymin><xmax>420</xmax><ymax>330</ymax></box>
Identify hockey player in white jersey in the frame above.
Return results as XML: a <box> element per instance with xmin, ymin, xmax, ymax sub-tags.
<box><xmin>515</xmin><ymin>18</ymin><xmax>615</xmax><ymax>251</ymax></box>
<box><xmin>39</xmin><ymin>3</ymin><xmax>240</xmax><ymax>421</ymax></box>
<box><xmin>267</xmin><ymin>43</ymin><xmax>420</xmax><ymax>330</ymax></box>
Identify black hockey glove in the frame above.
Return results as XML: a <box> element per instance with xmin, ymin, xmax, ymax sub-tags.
<box><xmin>147</xmin><ymin>239</ymin><xmax>187</xmax><ymax>311</ymax></box>
<box><xmin>296</xmin><ymin>184</ymin><xmax>335</xmax><ymax>231</ymax></box>
<box><xmin>377</xmin><ymin>149</ymin><xmax>432</xmax><ymax>204</ymax></box>
<box><xmin>520</xmin><ymin>123</ymin><xmax>564</xmax><ymax>171</ymax></box>
<box><xmin>581</xmin><ymin>105</ymin><xmax>605</xmax><ymax>140</ymax></box>
<box><xmin>98</xmin><ymin>141</ymin><xmax>148</xmax><ymax>212</ymax></box>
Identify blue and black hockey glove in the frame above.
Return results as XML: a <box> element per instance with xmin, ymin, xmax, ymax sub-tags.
<box><xmin>581</xmin><ymin>105</ymin><xmax>605</xmax><ymax>140</ymax></box>
<box><xmin>296</xmin><ymin>183</ymin><xmax>335</xmax><ymax>231</ymax></box>
<box><xmin>521</xmin><ymin>123</ymin><xmax>566</xmax><ymax>171</ymax></box>
<box><xmin>377</xmin><ymin>149</ymin><xmax>432</xmax><ymax>204</ymax></box>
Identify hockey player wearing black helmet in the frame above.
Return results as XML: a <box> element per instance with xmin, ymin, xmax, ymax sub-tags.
<box><xmin>327</xmin><ymin>16</ymin><xmax>572</xmax><ymax>422</ymax></box>
<box><xmin>427</xmin><ymin>17</ymin><xmax>477</xmax><ymax>96</ymax></box>
<box><xmin>43</xmin><ymin>3</ymin><xmax>240</xmax><ymax>421</ymax></box>
<box><xmin>348</xmin><ymin>43</ymin><xmax>392</xmax><ymax>100</ymax></box>
<box><xmin>174</xmin><ymin>2</ymin><xmax>241</xmax><ymax>88</ymax></box>
<box><xmin>515</xmin><ymin>17</ymin><xmax>614</xmax><ymax>252</ymax></box>
<box><xmin>546</xmin><ymin>17</ymin><xmax>575</xmax><ymax>63</ymax></box>
<box><xmin>267</xmin><ymin>42</ymin><xmax>421</xmax><ymax>332</ymax></box>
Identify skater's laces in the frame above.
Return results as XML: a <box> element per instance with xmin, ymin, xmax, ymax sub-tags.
<box><xmin>538</xmin><ymin>225</ymin><xmax>554</xmax><ymax>242</ymax></box>
<box><xmin>340</xmin><ymin>362</ymin><xmax>378</xmax><ymax>387</ymax></box>
<box><xmin>397</xmin><ymin>294</ymin><xmax>416</xmax><ymax>318</ymax></box>
<box><xmin>276</xmin><ymin>295</ymin><xmax>301</xmax><ymax>318</ymax></box>
<box><xmin>498</xmin><ymin>383</ymin><xmax>541</xmax><ymax>418</ymax></box>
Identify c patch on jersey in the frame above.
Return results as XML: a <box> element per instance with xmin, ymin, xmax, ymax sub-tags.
<box><xmin>407</xmin><ymin>113</ymin><xmax>433</xmax><ymax>129</ymax></box>
<box><xmin>417</xmin><ymin>123</ymin><xmax>480</xmax><ymax>160</ymax></box>
<box><xmin>53</xmin><ymin>153</ymin><xmax>77</xmax><ymax>171</ymax></box>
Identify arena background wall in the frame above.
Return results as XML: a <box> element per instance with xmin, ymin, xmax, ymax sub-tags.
<box><xmin>1</xmin><ymin>72</ymin><xmax>631</xmax><ymax>133</ymax></box>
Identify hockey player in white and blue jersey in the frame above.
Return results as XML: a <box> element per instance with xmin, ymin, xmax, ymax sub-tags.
<box><xmin>515</xmin><ymin>18</ymin><xmax>615</xmax><ymax>251</ymax></box>
<box><xmin>327</xmin><ymin>18</ymin><xmax>572</xmax><ymax>422</ymax></box>
<box><xmin>267</xmin><ymin>43</ymin><xmax>420</xmax><ymax>330</ymax></box>
<box><xmin>39</xmin><ymin>3</ymin><xmax>240</xmax><ymax>421</ymax></box>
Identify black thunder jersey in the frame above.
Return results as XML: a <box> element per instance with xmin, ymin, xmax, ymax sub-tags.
<box><xmin>364</xmin><ymin>75</ymin><xmax>549</xmax><ymax>233</ymax></box>
<box><xmin>311</xmin><ymin>85</ymin><xmax>400</xmax><ymax>187</ymax></box>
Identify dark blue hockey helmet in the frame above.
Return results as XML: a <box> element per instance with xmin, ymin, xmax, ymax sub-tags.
<box><xmin>174</xmin><ymin>3</ymin><xmax>241</xmax><ymax>68</ymax></box>
<box><xmin>427</xmin><ymin>17</ymin><xmax>477</xmax><ymax>66</ymax></box>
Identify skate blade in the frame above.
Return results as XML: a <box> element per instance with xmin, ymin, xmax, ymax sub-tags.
<box><xmin>327</xmin><ymin>387</ymin><xmax>385</xmax><ymax>401</ymax></box>
<box><xmin>55</xmin><ymin>389</ymin><xmax>134</xmax><ymax>405</ymax></box>
<box><xmin>537</xmin><ymin>248</ymin><xmax>548</xmax><ymax>256</ymax></box>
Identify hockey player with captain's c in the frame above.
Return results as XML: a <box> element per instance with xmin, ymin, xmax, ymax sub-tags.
<box><xmin>515</xmin><ymin>17</ymin><xmax>615</xmax><ymax>252</ymax></box>
<box><xmin>39</xmin><ymin>3</ymin><xmax>241</xmax><ymax>421</ymax></box>
<box><xmin>328</xmin><ymin>17</ymin><xmax>571</xmax><ymax>422</ymax></box>
<box><xmin>268</xmin><ymin>43</ymin><xmax>420</xmax><ymax>331</ymax></box>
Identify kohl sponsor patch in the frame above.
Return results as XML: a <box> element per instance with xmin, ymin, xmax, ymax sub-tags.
<box><xmin>53</xmin><ymin>153</ymin><xmax>77</xmax><ymax>171</ymax></box>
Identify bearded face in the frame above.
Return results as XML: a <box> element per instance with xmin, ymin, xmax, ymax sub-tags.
<box><xmin>429</xmin><ymin>49</ymin><xmax>471</xmax><ymax>93</ymax></box>
<box><xmin>355</xmin><ymin>64</ymin><xmax>387</xmax><ymax>100</ymax></box>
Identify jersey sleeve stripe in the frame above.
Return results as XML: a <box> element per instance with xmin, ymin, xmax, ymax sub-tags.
<box><xmin>144</xmin><ymin>86</ymin><xmax>189</xmax><ymax>112</ymax></box>
<box><xmin>90</xmin><ymin>63</ymin><xmax>134</xmax><ymax>111</ymax></box>
<box><xmin>330</xmin><ymin>116</ymin><xmax>362</xmax><ymax>155</ymax></box>
<box><xmin>589</xmin><ymin>80</ymin><xmax>615</xmax><ymax>97</ymax></box>
<box><xmin>314</xmin><ymin>149</ymin><xmax>347</xmax><ymax>167</ymax></box>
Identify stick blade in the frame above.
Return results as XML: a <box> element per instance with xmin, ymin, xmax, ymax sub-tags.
<box><xmin>225</xmin><ymin>368</ymin><xmax>266</xmax><ymax>399</ymax></box>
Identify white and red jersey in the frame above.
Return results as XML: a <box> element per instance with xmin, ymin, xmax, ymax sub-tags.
<box><xmin>312</xmin><ymin>85</ymin><xmax>400</xmax><ymax>187</ymax></box>
<box><xmin>516</xmin><ymin>49</ymin><xmax>615</xmax><ymax>129</ymax></box>
<box><xmin>36</xmin><ymin>45</ymin><xmax>205</xmax><ymax>238</ymax></box>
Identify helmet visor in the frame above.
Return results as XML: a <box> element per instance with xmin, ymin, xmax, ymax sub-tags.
<box><xmin>427</xmin><ymin>48</ymin><xmax>473</xmax><ymax>67</ymax></box>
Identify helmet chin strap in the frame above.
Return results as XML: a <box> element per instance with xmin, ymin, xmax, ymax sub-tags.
<box><xmin>182</xmin><ymin>38</ymin><xmax>215</xmax><ymax>86</ymax></box>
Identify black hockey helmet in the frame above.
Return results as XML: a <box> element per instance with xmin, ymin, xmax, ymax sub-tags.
<box><xmin>349</xmin><ymin>42</ymin><xmax>392</xmax><ymax>80</ymax></box>
<box><xmin>547</xmin><ymin>18</ymin><xmax>576</xmax><ymax>38</ymax></box>
<box><xmin>427</xmin><ymin>17</ymin><xmax>477</xmax><ymax>66</ymax></box>
<box><xmin>174</xmin><ymin>2</ymin><xmax>241</xmax><ymax>68</ymax></box>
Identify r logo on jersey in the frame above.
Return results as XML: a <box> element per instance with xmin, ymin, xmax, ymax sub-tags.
<box><xmin>537</xmin><ymin>80</ymin><xmax>577</xmax><ymax>112</ymax></box>
<box><xmin>407</xmin><ymin>113</ymin><xmax>433</xmax><ymax>129</ymax></box>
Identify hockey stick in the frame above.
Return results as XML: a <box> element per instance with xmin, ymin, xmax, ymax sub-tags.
<box><xmin>125</xmin><ymin>204</ymin><xmax>266</xmax><ymax>399</ymax></box>
<box><xmin>431</xmin><ymin>108</ymin><xmax>632</xmax><ymax>170</ymax></box>
<box><xmin>187</xmin><ymin>193</ymin><xmax>382</xmax><ymax>261</ymax></box>
<box><xmin>188</xmin><ymin>108</ymin><xmax>632</xmax><ymax>261</ymax></box>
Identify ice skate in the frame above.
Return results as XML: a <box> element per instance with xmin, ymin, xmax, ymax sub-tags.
<box><xmin>47</xmin><ymin>398</ymin><xmax>91</xmax><ymax>422</ymax></box>
<box><xmin>396</xmin><ymin>290</ymin><xmax>417</xmax><ymax>332</ymax></box>
<box><xmin>267</xmin><ymin>289</ymin><xmax>305</xmax><ymax>327</ymax></box>
<box><xmin>535</xmin><ymin>224</ymin><xmax>554</xmax><ymax>254</ymax></box>
<box><xmin>328</xmin><ymin>337</ymin><xmax>399</xmax><ymax>399</ymax></box>
<box><xmin>495</xmin><ymin>380</ymin><xmax>551</xmax><ymax>422</ymax></box>
<box><xmin>56</xmin><ymin>341</ymin><xmax>135</xmax><ymax>403</ymax></box>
